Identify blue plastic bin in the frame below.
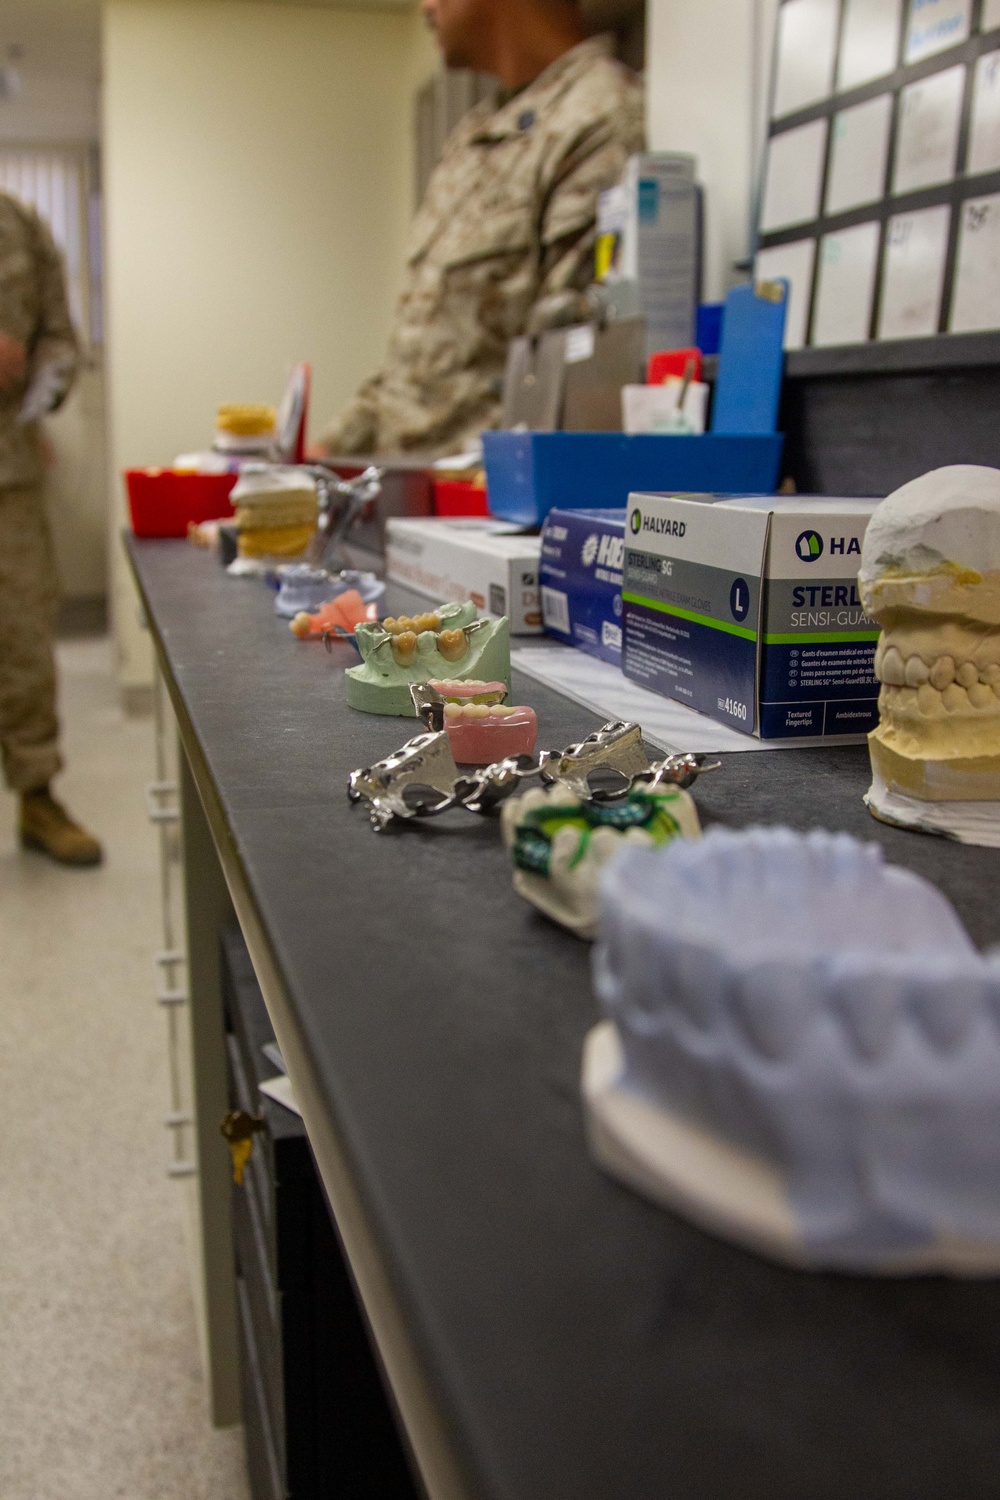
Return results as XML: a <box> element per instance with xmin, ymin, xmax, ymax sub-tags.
<box><xmin>482</xmin><ymin>430</ymin><xmax>783</xmax><ymax>527</ymax></box>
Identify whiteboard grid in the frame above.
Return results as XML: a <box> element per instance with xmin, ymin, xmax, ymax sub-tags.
<box><xmin>757</xmin><ymin>0</ymin><xmax>1000</xmax><ymax>353</ymax></box>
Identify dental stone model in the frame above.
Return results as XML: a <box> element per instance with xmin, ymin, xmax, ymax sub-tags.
<box><xmin>860</xmin><ymin>465</ymin><xmax>1000</xmax><ymax>845</ymax></box>
<box><xmin>500</xmin><ymin>781</ymin><xmax>700</xmax><ymax>939</ymax></box>
<box><xmin>345</xmin><ymin>602</ymin><xmax>511</xmax><ymax>715</ymax></box>
<box><xmin>584</xmin><ymin>825</ymin><xmax>1000</xmax><ymax>1274</ymax></box>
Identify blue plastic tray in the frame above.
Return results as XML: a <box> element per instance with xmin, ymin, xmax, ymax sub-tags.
<box><xmin>482</xmin><ymin>431</ymin><xmax>783</xmax><ymax>527</ymax></box>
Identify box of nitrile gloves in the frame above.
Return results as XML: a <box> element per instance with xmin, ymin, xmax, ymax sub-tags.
<box><xmin>540</xmin><ymin>509</ymin><xmax>626</xmax><ymax>666</ymax></box>
<box><xmin>622</xmin><ymin>493</ymin><xmax>882</xmax><ymax>740</ymax></box>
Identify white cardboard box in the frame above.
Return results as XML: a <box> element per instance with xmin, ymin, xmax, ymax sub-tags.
<box><xmin>386</xmin><ymin>518</ymin><xmax>543</xmax><ymax>635</ymax></box>
<box><xmin>622</xmin><ymin>493</ymin><xmax>882</xmax><ymax>740</ymax></box>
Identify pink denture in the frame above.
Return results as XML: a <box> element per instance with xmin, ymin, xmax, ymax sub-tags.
<box><xmin>428</xmin><ymin>678</ymin><xmax>506</xmax><ymax>704</ymax></box>
<box><xmin>444</xmin><ymin>704</ymin><xmax>538</xmax><ymax>765</ymax></box>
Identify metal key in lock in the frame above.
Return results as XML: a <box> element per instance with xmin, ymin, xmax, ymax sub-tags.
<box><xmin>220</xmin><ymin>1110</ymin><xmax>265</xmax><ymax>1186</ymax></box>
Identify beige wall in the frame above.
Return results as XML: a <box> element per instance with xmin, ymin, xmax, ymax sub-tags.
<box><xmin>646</xmin><ymin>0</ymin><xmax>778</xmax><ymax>302</ymax></box>
<box><xmin>103</xmin><ymin>0</ymin><xmax>437</xmax><ymax>690</ymax></box>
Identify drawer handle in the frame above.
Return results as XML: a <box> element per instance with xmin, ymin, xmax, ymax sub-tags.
<box><xmin>168</xmin><ymin>1160</ymin><xmax>197</xmax><ymax>1179</ymax></box>
<box><xmin>145</xmin><ymin>781</ymin><xmax>179</xmax><ymax>824</ymax></box>
<box><xmin>220</xmin><ymin>1110</ymin><xmax>265</xmax><ymax>1187</ymax></box>
<box><xmin>164</xmin><ymin>1111</ymin><xmax>193</xmax><ymax>1127</ymax></box>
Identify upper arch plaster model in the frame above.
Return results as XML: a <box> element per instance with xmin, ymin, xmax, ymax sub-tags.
<box><xmin>860</xmin><ymin>465</ymin><xmax>1000</xmax><ymax>809</ymax></box>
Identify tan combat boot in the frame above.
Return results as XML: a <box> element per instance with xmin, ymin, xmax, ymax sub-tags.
<box><xmin>20</xmin><ymin>789</ymin><xmax>103</xmax><ymax>867</ymax></box>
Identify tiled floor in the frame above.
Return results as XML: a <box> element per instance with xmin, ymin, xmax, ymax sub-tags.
<box><xmin>0</xmin><ymin>637</ymin><xmax>249</xmax><ymax>1500</ymax></box>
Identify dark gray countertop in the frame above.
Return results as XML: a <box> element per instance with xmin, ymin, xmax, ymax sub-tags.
<box><xmin>130</xmin><ymin>537</ymin><xmax>1000</xmax><ymax>1500</ymax></box>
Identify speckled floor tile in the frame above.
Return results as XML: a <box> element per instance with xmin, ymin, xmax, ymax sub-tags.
<box><xmin>0</xmin><ymin>638</ymin><xmax>249</xmax><ymax>1500</ymax></box>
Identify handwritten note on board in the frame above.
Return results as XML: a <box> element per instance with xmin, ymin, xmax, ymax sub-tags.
<box><xmin>755</xmin><ymin>240</ymin><xmax>817</xmax><ymax>350</ymax></box>
<box><xmin>839</xmin><ymin>0</ymin><xmax>904</xmax><ymax>89</ymax></box>
<box><xmin>813</xmin><ymin>223</ymin><xmax>881</xmax><ymax>345</ymax></box>
<box><xmin>905</xmin><ymin>0</ymin><xmax>971</xmax><ymax>63</ymax></box>
<box><xmin>950</xmin><ymin>194</ymin><xmax>1000</xmax><ymax>331</ymax></box>
<box><xmin>773</xmin><ymin>0</ymin><xmax>840</xmax><ymax>117</ymax></box>
<box><xmin>893</xmin><ymin>65</ymin><xmax>965</xmax><ymax>194</ymax></box>
<box><xmin>878</xmin><ymin>204</ymin><xmax>951</xmax><ymax>338</ymax></box>
<box><xmin>969</xmin><ymin>51</ymin><xmax>1000</xmax><ymax>175</ymax></box>
<box><xmin>826</xmin><ymin>95</ymin><xmax>893</xmax><ymax>214</ymax></box>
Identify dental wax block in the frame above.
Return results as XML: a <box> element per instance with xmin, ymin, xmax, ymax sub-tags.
<box><xmin>623</xmin><ymin>492</ymin><xmax>881</xmax><ymax>740</ymax></box>
<box><xmin>539</xmin><ymin>510</ymin><xmax>626</xmax><ymax>665</ymax></box>
<box><xmin>443</xmin><ymin>703</ymin><xmax>538</xmax><ymax>765</ymax></box>
<box><xmin>587</xmin><ymin>825</ymin><xmax>1000</xmax><ymax>1274</ymax></box>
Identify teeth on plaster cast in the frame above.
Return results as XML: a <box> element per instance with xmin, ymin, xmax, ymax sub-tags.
<box><xmin>438</xmin><ymin>629</ymin><xmax>468</xmax><ymax>662</ymax></box>
<box><xmin>880</xmin><ymin>645</ymin><xmax>906</xmax><ymax>685</ymax></box>
<box><xmin>969</xmin><ymin>683</ymin><xmax>995</xmax><ymax>709</ymax></box>
<box><xmin>589</xmin><ymin>826</ymin><xmax>1000</xmax><ymax>1270</ymax></box>
<box><xmin>956</xmin><ymin>661</ymin><xmax>979</xmax><ymax>688</ymax></box>
<box><xmin>929</xmin><ymin>655</ymin><xmax>956</xmax><ymax>689</ymax></box>
<box><xmin>943</xmin><ymin>683</ymin><xmax>969</xmax><ymax>712</ymax></box>
<box><xmin>905</xmin><ymin>655</ymin><xmax>930</xmax><ymax>686</ymax></box>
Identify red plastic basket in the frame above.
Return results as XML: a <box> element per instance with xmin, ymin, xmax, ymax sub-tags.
<box><xmin>125</xmin><ymin>469</ymin><xmax>238</xmax><ymax>538</ymax></box>
<box><xmin>433</xmin><ymin>479</ymin><xmax>490</xmax><ymax>517</ymax></box>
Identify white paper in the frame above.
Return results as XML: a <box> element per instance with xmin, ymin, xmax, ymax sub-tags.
<box><xmin>755</xmin><ymin>240</ymin><xmax>817</xmax><ymax>350</ymax></box>
<box><xmin>773</xmin><ymin>0</ymin><xmax>840</xmax><ymax>117</ymax></box>
<box><xmin>838</xmin><ymin>0</ymin><xmax>904</xmax><ymax>89</ymax></box>
<box><xmin>968</xmin><ymin>50</ymin><xmax>1000</xmax><ymax>175</ymax></box>
<box><xmin>621</xmin><ymin>380</ymin><xmax>709</xmax><ymax>435</ymax></box>
<box><xmin>760</xmin><ymin>119</ymin><xmax>828</xmax><ymax>232</ymax></box>
<box><xmin>259</xmin><ymin>1074</ymin><xmax>302</xmax><ymax>1117</ymax></box>
<box><xmin>893</xmin><ymin>65</ymin><xmax>965</xmax><ymax>194</ymax></box>
<box><xmin>878</xmin><ymin>204</ymin><xmax>951</xmax><ymax>338</ymax></box>
<box><xmin>564</xmin><ymin>325</ymin><xmax>595</xmax><ymax>364</ymax></box>
<box><xmin>985</xmin><ymin>0</ymin><xmax>1000</xmax><ymax>30</ymax></box>
<box><xmin>812</xmin><ymin>222</ymin><xmax>881</xmax><ymax>345</ymax></box>
<box><xmin>826</xmin><ymin>95</ymin><xmax>893</xmax><ymax>214</ymax></box>
<box><xmin>510</xmin><ymin>648</ymin><xmax>867</xmax><ymax>754</ymax></box>
<box><xmin>904</xmin><ymin>0</ymin><xmax>971</xmax><ymax>62</ymax></box>
<box><xmin>950</xmin><ymin>193</ymin><xmax>1000</xmax><ymax>332</ymax></box>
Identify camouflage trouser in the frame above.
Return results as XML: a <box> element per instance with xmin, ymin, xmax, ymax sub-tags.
<box><xmin>0</xmin><ymin>483</ymin><xmax>61</xmax><ymax>793</ymax></box>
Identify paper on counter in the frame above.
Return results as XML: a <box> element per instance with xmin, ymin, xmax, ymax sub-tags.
<box><xmin>260</xmin><ymin>1074</ymin><xmax>302</xmax><ymax>1118</ymax></box>
<box><xmin>866</xmin><ymin>772</ymin><xmax>1000</xmax><ymax>848</ymax></box>
<box><xmin>511</xmin><ymin>646</ymin><xmax>867</xmax><ymax>755</ymax></box>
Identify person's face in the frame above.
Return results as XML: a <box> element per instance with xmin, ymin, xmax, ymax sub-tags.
<box><xmin>420</xmin><ymin>0</ymin><xmax>493</xmax><ymax>70</ymax></box>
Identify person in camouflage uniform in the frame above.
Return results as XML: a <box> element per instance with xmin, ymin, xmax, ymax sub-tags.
<box><xmin>0</xmin><ymin>191</ymin><xmax>102</xmax><ymax>865</ymax></box>
<box><xmin>319</xmin><ymin>0</ymin><xmax>644</xmax><ymax>458</ymax></box>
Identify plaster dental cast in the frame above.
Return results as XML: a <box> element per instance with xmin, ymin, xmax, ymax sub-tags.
<box><xmin>860</xmin><ymin>465</ymin><xmax>1000</xmax><ymax>845</ymax></box>
<box><xmin>346</xmin><ymin>601</ymin><xmax>511</xmax><ymax>716</ymax></box>
<box><xmin>584</xmin><ymin>826</ymin><xmax>1000</xmax><ymax>1276</ymax></box>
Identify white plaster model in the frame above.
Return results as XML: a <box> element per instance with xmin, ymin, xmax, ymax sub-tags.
<box><xmin>859</xmin><ymin>466</ymin><xmax>1000</xmax><ymax>840</ymax></box>
<box><xmin>584</xmin><ymin>826</ymin><xmax>1000</xmax><ymax>1274</ymax></box>
<box><xmin>500</xmin><ymin>782</ymin><xmax>700</xmax><ymax>939</ymax></box>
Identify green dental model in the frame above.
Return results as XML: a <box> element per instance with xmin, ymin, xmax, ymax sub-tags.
<box><xmin>346</xmin><ymin>601</ymin><xmax>511</xmax><ymax>716</ymax></box>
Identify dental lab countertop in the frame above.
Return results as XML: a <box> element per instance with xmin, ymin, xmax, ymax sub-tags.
<box><xmin>129</xmin><ymin>537</ymin><xmax>1000</xmax><ymax>1500</ymax></box>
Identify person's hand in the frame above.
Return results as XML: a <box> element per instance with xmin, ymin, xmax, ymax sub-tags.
<box><xmin>0</xmin><ymin>332</ymin><xmax>27</xmax><ymax>390</ymax></box>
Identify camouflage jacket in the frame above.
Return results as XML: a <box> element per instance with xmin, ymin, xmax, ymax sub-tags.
<box><xmin>0</xmin><ymin>191</ymin><xmax>80</xmax><ymax>489</ymax></box>
<box><xmin>322</xmin><ymin>36</ymin><xmax>644</xmax><ymax>459</ymax></box>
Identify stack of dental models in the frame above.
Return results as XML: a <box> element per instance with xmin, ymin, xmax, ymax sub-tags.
<box><xmin>584</xmin><ymin>825</ymin><xmax>1000</xmax><ymax>1273</ymax></box>
<box><xmin>860</xmin><ymin>464</ymin><xmax>1000</xmax><ymax>845</ymax></box>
